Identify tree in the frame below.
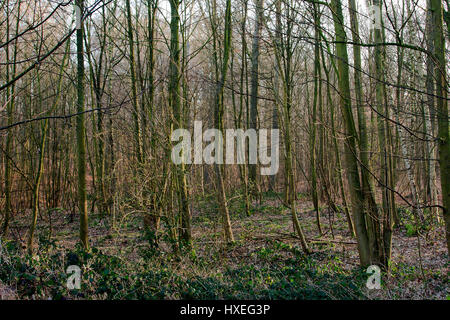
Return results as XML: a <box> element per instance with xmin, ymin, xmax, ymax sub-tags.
<box><xmin>125</xmin><ymin>0</ymin><xmax>144</xmax><ymax>164</ymax></box>
<box><xmin>2</xmin><ymin>0</ymin><xmax>20</xmax><ymax>238</ymax></box>
<box><xmin>212</xmin><ymin>0</ymin><xmax>234</xmax><ymax>243</ymax></box>
<box><xmin>330</xmin><ymin>0</ymin><xmax>371</xmax><ymax>266</ymax></box>
<box><xmin>169</xmin><ymin>0</ymin><xmax>192</xmax><ymax>246</ymax></box>
<box><xmin>311</xmin><ymin>2</ymin><xmax>322</xmax><ymax>236</ymax></box>
<box><xmin>431</xmin><ymin>0</ymin><xmax>450</xmax><ymax>256</ymax></box>
<box><xmin>76</xmin><ymin>0</ymin><xmax>89</xmax><ymax>250</ymax></box>
<box><xmin>249</xmin><ymin>0</ymin><xmax>264</xmax><ymax>200</ymax></box>
<box><xmin>271</xmin><ymin>0</ymin><xmax>309</xmax><ymax>254</ymax></box>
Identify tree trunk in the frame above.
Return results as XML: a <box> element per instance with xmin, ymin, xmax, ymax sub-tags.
<box><xmin>169</xmin><ymin>0</ymin><xmax>192</xmax><ymax>246</ymax></box>
<box><xmin>330</xmin><ymin>0</ymin><xmax>371</xmax><ymax>266</ymax></box>
<box><xmin>311</xmin><ymin>2</ymin><xmax>322</xmax><ymax>236</ymax></box>
<box><xmin>431</xmin><ymin>0</ymin><xmax>450</xmax><ymax>257</ymax></box>
<box><xmin>76</xmin><ymin>0</ymin><xmax>89</xmax><ymax>250</ymax></box>
<box><xmin>249</xmin><ymin>0</ymin><xmax>264</xmax><ymax>199</ymax></box>
<box><xmin>213</xmin><ymin>0</ymin><xmax>234</xmax><ymax>243</ymax></box>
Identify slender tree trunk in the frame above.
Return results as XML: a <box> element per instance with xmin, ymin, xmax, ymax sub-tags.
<box><xmin>348</xmin><ymin>0</ymin><xmax>378</xmax><ymax>235</ymax></box>
<box><xmin>169</xmin><ymin>0</ymin><xmax>192</xmax><ymax>246</ymax></box>
<box><xmin>240</xmin><ymin>0</ymin><xmax>251</xmax><ymax>215</ymax></box>
<box><xmin>249</xmin><ymin>0</ymin><xmax>264</xmax><ymax>199</ymax></box>
<box><xmin>143</xmin><ymin>0</ymin><xmax>160</xmax><ymax>243</ymax></box>
<box><xmin>370</xmin><ymin>0</ymin><xmax>390</xmax><ymax>266</ymax></box>
<box><xmin>213</xmin><ymin>0</ymin><xmax>234</xmax><ymax>243</ymax></box>
<box><xmin>271</xmin><ymin>1</ymin><xmax>309</xmax><ymax>253</ymax></box>
<box><xmin>330</xmin><ymin>0</ymin><xmax>371</xmax><ymax>266</ymax></box>
<box><xmin>125</xmin><ymin>0</ymin><xmax>144</xmax><ymax>164</ymax></box>
<box><xmin>311</xmin><ymin>2</ymin><xmax>322</xmax><ymax>236</ymax></box>
<box><xmin>431</xmin><ymin>0</ymin><xmax>450</xmax><ymax>257</ymax></box>
<box><xmin>76</xmin><ymin>0</ymin><xmax>89</xmax><ymax>249</ymax></box>
<box><xmin>270</xmin><ymin>1</ymin><xmax>280</xmax><ymax>193</ymax></box>
<box><xmin>426</xmin><ymin>0</ymin><xmax>439</xmax><ymax>222</ymax></box>
<box><xmin>2</xmin><ymin>0</ymin><xmax>15</xmax><ymax>238</ymax></box>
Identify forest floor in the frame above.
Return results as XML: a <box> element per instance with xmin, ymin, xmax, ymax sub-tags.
<box><xmin>0</xmin><ymin>191</ymin><xmax>448</xmax><ymax>300</ymax></box>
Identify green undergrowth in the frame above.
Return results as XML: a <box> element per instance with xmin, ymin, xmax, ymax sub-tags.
<box><xmin>0</xmin><ymin>238</ymin><xmax>367</xmax><ymax>300</ymax></box>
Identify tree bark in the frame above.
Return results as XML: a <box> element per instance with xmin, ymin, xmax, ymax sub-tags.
<box><xmin>76</xmin><ymin>0</ymin><xmax>89</xmax><ymax>250</ymax></box>
<box><xmin>330</xmin><ymin>0</ymin><xmax>371</xmax><ymax>266</ymax></box>
<box><xmin>431</xmin><ymin>0</ymin><xmax>450</xmax><ymax>257</ymax></box>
